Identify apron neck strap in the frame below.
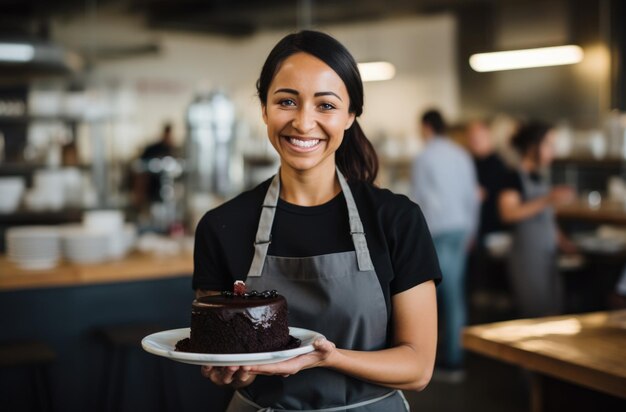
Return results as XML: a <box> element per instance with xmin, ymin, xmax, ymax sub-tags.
<box><xmin>246</xmin><ymin>167</ymin><xmax>374</xmax><ymax>278</ymax></box>
<box><xmin>336</xmin><ymin>168</ymin><xmax>375</xmax><ymax>272</ymax></box>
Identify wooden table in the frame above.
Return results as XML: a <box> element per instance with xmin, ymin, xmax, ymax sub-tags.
<box><xmin>463</xmin><ymin>311</ymin><xmax>626</xmax><ymax>411</ymax></box>
<box><xmin>557</xmin><ymin>201</ymin><xmax>626</xmax><ymax>225</ymax></box>
<box><xmin>0</xmin><ymin>251</ymin><xmax>193</xmax><ymax>291</ymax></box>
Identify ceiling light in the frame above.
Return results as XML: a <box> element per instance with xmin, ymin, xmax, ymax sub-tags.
<box><xmin>469</xmin><ymin>45</ymin><xmax>584</xmax><ymax>72</ymax></box>
<box><xmin>358</xmin><ymin>61</ymin><xmax>396</xmax><ymax>82</ymax></box>
<box><xmin>0</xmin><ymin>43</ymin><xmax>35</xmax><ymax>62</ymax></box>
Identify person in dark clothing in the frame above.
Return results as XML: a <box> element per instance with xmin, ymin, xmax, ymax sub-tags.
<box><xmin>466</xmin><ymin>120</ymin><xmax>509</xmax><ymax>243</ymax></box>
<box><xmin>465</xmin><ymin>120</ymin><xmax>512</xmax><ymax>319</ymax></box>
<box><xmin>133</xmin><ymin>123</ymin><xmax>176</xmax><ymax>208</ymax></box>
<box><xmin>141</xmin><ymin>123</ymin><xmax>175</xmax><ymax>161</ymax></box>
<box><xmin>196</xmin><ymin>31</ymin><xmax>441</xmax><ymax>411</ymax></box>
<box><xmin>498</xmin><ymin>121</ymin><xmax>576</xmax><ymax>318</ymax></box>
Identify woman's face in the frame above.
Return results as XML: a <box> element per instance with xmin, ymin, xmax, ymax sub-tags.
<box><xmin>262</xmin><ymin>52</ymin><xmax>355</xmax><ymax>175</ymax></box>
<box><xmin>537</xmin><ymin>130</ymin><xmax>556</xmax><ymax>167</ymax></box>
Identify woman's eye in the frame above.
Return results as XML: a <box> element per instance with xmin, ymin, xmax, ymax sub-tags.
<box><xmin>320</xmin><ymin>103</ymin><xmax>335</xmax><ymax>110</ymax></box>
<box><xmin>280</xmin><ymin>99</ymin><xmax>296</xmax><ymax>107</ymax></box>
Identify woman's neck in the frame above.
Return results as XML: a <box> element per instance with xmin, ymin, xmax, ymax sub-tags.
<box><xmin>520</xmin><ymin>157</ymin><xmax>537</xmax><ymax>173</ymax></box>
<box><xmin>279</xmin><ymin>163</ymin><xmax>340</xmax><ymax>206</ymax></box>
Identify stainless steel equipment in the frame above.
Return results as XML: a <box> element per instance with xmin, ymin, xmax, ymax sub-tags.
<box><xmin>185</xmin><ymin>90</ymin><xmax>238</xmax><ymax>197</ymax></box>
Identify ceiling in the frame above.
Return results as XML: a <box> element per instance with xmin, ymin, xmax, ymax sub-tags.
<box><xmin>0</xmin><ymin>0</ymin><xmax>494</xmax><ymax>38</ymax></box>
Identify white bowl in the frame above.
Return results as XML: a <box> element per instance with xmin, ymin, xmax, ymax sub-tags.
<box><xmin>83</xmin><ymin>210</ymin><xmax>124</xmax><ymax>231</ymax></box>
<box><xmin>0</xmin><ymin>177</ymin><xmax>25</xmax><ymax>213</ymax></box>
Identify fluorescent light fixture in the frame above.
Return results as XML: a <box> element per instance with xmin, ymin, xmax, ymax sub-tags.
<box><xmin>358</xmin><ymin>61</ymin><xmax>396</xmax><ymax>82</ymax></box>
<box><xmin>469</xmin><ymin>45</ymin><xmax>584</xmax><ymax>72</ymax></box>
<box><xmin>0</xmin><ymin>43</ymin><xmax>35</xmax><ymax>62</ymax></box>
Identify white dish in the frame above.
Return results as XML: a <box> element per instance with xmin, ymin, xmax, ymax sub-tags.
<box><xmin>7</xmin><ymin>255</ymin><xmax>59</xmax><ymax>270</ymax></box>
<box><xmin>142</xmin><ymin>327</ymin><xmax>324</xmax><ymax>366</ymax></box>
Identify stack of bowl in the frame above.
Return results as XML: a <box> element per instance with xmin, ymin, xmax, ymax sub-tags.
<box><xmin>61</xmin><ymin>224</ymin><xmax>110</xmax><ymax>264</ymax></box>
<box><xmin>6</xmin><ymin>226</ymin><xmax>61</xmax><ymax>270</ymax></box>
<box><xmin>81</xmin><ymin>210</ymin><xmax>136</xmax><ymax>260</ymax></box>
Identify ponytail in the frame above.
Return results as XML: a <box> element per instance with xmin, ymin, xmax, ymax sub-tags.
<box><xmin>335</xmin><ymin>120</ymin><xmax>379</xmax><ymax>184</ymax></box>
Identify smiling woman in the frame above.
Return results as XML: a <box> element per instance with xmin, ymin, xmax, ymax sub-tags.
<box><xmin>261</xmin><ymin>52</ymin><xmax>355</xmax><ymax>194</ymax></box>
<box><xmin>193</xmin><ymin>30</ymin><xmax>441</xmax><ymax>412</ymax></box>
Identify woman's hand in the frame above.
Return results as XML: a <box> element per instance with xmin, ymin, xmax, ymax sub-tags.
<box><xmin>248</xmin><ymin>338</ymin><xmax>336</xmax><ymax>377</ymax></box>
<box><xmin>200</xmin><ymin>338</ymin><xmax>335</xmax><ymax>386</ymax></box>
<box><xmin>201</xmin><ymin>365</ymin><xmax>256</xmax><ymax>389</ymax></box>
<box><xmin>557</xmin><ymin>228</ymin><xmax>579</xmax><ymax>254</ymax></box>
<box><xmin>549</xmin><ymin>185</ymin><xmax>575</xmax><ymax>206</ymax></box>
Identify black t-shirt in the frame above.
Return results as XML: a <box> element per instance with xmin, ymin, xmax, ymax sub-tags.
<box><xmin>474</xmin><ymin>153</ymin><xmax>508</xmax><ymax>238</ymax></box>
<box><xmin>140</xmin><ymin>141</ymin><xmax>174</xmax><ymax>160</ymax></box>
<box><xmin>501</xmin><ymin>170</ymin><xmax>545</xmax><ymax>201</ymax></box>
<box><xmin>140</xmin><ymin>141</ymin><xmax>175</xmax><ymax>202</ymax></box>
<box><xmin>193</xmin><ymin>178</ymin><xmax>442</xmax><ymax>317</ymax></box>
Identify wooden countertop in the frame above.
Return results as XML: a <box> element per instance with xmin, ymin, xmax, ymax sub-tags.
<box><xmin>0</xmin><ymin>252</ymin><xmax>193</xmax><ymax>291</ymax></box>
<box><xmin>463</xmin><ymin>310</ymin><xmax>626</xmax><ymax>399</ymax></box>
<box><xmin>557</xmin><ymin>201</ymin><xmax>626</xmax><ymax>225</ymax></box>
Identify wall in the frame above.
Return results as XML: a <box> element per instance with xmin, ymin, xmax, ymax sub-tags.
<box><xmin>456</xmin><ymin>0</ymin><xmax>611</xmax><ymax>129</ymax></box>
<box><xmin>52</xmin><ymin>11</ymin><xmax>458</xmax><ymax>160</ymax></box>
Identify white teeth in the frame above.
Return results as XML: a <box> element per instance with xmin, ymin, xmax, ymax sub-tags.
<box><xmin>289</xmin><ymin>138</ymin><xmax>320</xmax><ymax>148</ymax></box>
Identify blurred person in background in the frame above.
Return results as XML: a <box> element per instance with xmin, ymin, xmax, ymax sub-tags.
<box><xmin>132</xmin><ymin>122</ymin><xmax>177</xmax><ymax>212</ymax></box>
<box><xmin>499</xmin><ymin>121</ymin><xmax>576</xmax><ymax>318</ymax></box>
<box><xmin>465</xmin><ymin>120</ymin><xmax>510</xmax><ymax>308</ymax></box>
<box><xmin>411</xmin><ymin>109</ymin><xmax>480</xmax><ymax>381</ymax></box>
<box><xmin>466</xmin><ymin>120</ymin><xmax>508</xmax><ymax>243</ymax></box>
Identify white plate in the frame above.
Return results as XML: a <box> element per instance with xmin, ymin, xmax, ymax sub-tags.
<box><xmin>142</xmin><ymin>327</ymin><xmax>324</xmax><ymax>366</ymax></box>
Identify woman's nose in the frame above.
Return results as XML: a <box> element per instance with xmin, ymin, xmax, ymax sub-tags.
<box><xmin>292</xmin><ymin>107</ymin><xmax>316</xmax><ymax>133</ymax></box>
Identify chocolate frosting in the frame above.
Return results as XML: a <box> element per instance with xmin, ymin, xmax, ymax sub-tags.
<box><xmin>192</xmin><ymin>294</ymin><xmax>286</xmax><ymax>329</ymax></box>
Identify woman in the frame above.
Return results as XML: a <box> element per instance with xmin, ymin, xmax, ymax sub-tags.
<box><xmin>498</xmin><ymin>121</ymin><xmax>575</xmax><ymax>318</ymax></box>
<box><xmin>194</xmin><ymin>31</ymin><xmax>441</xmax><ymax>411</ymax></box>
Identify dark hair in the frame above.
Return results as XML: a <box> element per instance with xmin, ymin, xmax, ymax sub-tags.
<box><xmin>256</xmin><ymin>30</ymin><xmax>378</xmax><ymax>183</ymax></box>
<box><xmin>421</xmin><ymin>109</ymin><xmax>446</xmax><ymax>135</ymax></box>
<box><xmin>511</xmin><ymin>121</ymin><xmax>553</xmax><ymax>160</ymax></box>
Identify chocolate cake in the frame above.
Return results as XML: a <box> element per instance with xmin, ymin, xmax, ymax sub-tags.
<box><xmin>176</xmin><ymin>282</ymin><xmax>300</xmax><ymax>354</ymax></box>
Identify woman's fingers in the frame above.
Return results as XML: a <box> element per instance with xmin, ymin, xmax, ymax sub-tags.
<box><xmin>201</xmin><ymin>365</ymin><xmax>212</xmax><ymax>378</ymax></box>
<box><xmin>234</xmin><ymin>366</ymin><xmax>253</xmax><ymax>383</ymax></box>
<box><xmin>220</xmin><ymin>366</ymin><xmax>238</xmax><ymax>384</ymax></box>
<box><xmin>249</xmin><ymin>338</ymin><xmax>336</xmax><ymax>376</ymax></box>
<box><xmin>313</xmin><ymin>338</ymin><xmax>334</xmax><ymax>354</ymax></box>
<box><xmin>200</xmin><ymin>365</ymin><xmax>257</xmax><ymax>386</ymax></box>
<box><xmin>201</xmin><ymin>340</ymin><xmax>336</xmax><ymax>382</ymax></box>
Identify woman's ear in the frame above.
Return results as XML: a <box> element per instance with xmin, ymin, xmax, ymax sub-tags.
<box><xmin>261</xmin><ymin>104</ymin><xmax>268</xmax><ymax>125</ymax></box>
<box><xmin>345</xmin><ymin>112</ymin><xmax>356</xmax><ymax>130</ymax></box>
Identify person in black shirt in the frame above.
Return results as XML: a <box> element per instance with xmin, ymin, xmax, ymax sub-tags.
<box><xmin>466</xmin><ymin>120</ymin><xmax>508</xmax><ymax>242</ymax></box>
<box><xmin>195</xmin><ymin>31</ymin><xmax>441</xmax><ymax>411</ymax></box>
<box><xmin>131</xmin><ymin>122</ymin><xmax>178</xmax><ymax>220</ymax></box>
<box><xmin>498</xmin><ymin>121</ymin><xmax>576</xmax><ymax>318</ymax></box>
<box><xmin>465</xmin><ymin>120</ymin><xmax>510</xmax><ymax>313</ymax></box>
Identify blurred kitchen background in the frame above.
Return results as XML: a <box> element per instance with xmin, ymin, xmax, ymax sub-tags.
<box><xmin>0</xmin><ymin>0</ymin><xmax>625</xmax><ymax>411</ymax></box>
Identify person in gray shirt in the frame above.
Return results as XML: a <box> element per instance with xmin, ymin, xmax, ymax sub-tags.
<box><xmin>411</xmin><ymin>109</ymin><xmax>479</xmax><ymax>381</ymax></box>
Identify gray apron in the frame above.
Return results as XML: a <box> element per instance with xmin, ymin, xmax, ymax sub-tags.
<box><xmin>507</xmin><ymin>171</ymin><xmax>562</xmax><ymax>318</ymax></box>
<box><xmin>226</xmin><ymin>168</ymin><xmax>409</xmax><ymax>412</ymax></box>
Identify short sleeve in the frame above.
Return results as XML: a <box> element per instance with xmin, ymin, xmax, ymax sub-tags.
<box><xmin>501</xmin><ymin>171</ymin><xmax>524</xmax><ymax>196</ymax></box>
<box><xmin>192</xmin><ymin>214</ymin><xmax>231</xmax><ymax>291</ymax></box>
<box><xmin>388</xmin><ymin>202</ymin><xmax>442</xmax><ymax>295</ymax></box>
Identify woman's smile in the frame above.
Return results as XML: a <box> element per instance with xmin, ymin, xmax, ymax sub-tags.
<box><xmin>282</xmin><ymin>135</ymin><xmax>324</xmax><ymax>152</ymax></box>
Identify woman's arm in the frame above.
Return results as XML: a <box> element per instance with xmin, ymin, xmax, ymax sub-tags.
<box><xmin>499</xmin><ymin>185</ymin><xmax>575</xmax><ymax>224</ymax></box>
<box><xmin>249</xmin><ymin>280</ymin><xmax>438</xmax><ymax>392</ymax></box>
<box><xmin>498</xmin><ymin>189</ymin><xmax>550</xmax><ymax>223</ymax></box>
